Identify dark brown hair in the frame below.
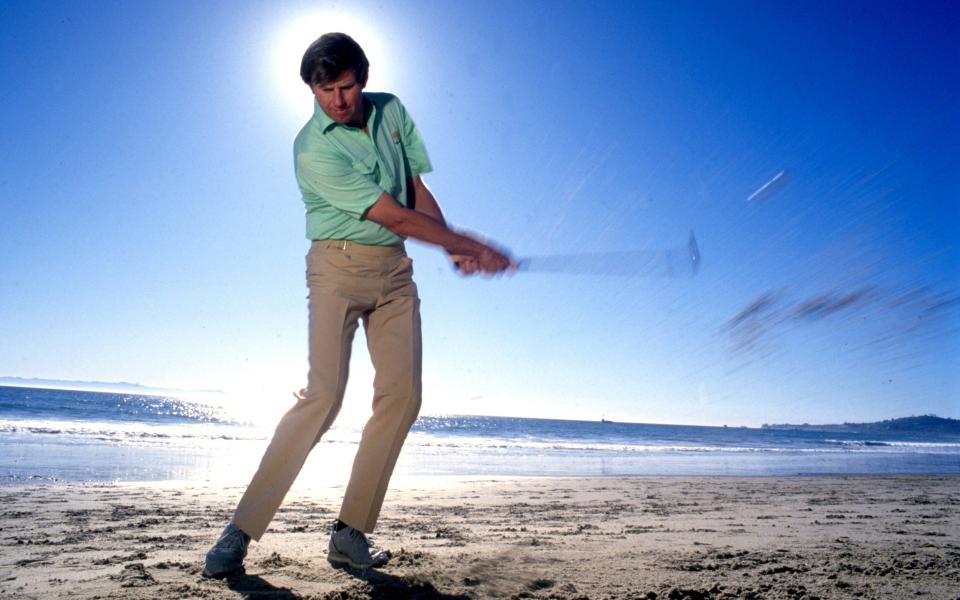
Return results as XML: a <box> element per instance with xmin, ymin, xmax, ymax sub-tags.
<box><xmin>300</xmin><ymin>32</ymin><xmax>369</xmax><ymax>86</ymax></box>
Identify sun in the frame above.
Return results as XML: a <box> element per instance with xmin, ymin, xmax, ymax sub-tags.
<box><xmin>270</xmin><ymin>11</ymin><xmax>397</xmax><ymax>122</ymax></box>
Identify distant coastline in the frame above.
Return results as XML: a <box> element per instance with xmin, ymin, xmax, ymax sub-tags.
<box><xmin>761</xmin><ymin>415</ymin><xmax>960</xmax><ymax>435</ymax></box>
<box><xmin>0</xmin><ymin>376</ymin><xmax>222</xmax><ymax>398</ymax></box>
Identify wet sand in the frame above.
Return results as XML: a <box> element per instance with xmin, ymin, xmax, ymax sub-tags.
<box><xmin>1</xmin><ymin>476</ymin><xmax>957</xmax><ymax>599</ymax></box>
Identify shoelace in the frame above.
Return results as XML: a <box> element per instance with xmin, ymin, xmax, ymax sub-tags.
<box><xmin>349</xmin><ymin>528</ymin><xmax>371</xmax><ymax>548</ymax></box>
<box><xmin>220</xmin><ymin>529</ymin><xmax>248</xmax><ymax>551</ymax></box>
<box><xmin>337</xmin><ymin>528</ymin><xmax>383</xmax><ymax>557</ymax></box>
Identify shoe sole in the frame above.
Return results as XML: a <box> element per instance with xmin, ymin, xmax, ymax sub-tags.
<box><xmin>327</xmin><ymin>550</ymin><xmax>388</xmax><ymax>569</ymax></box>
<box><xmin>201</xmin><ymin>566</ymin><xmax>245</xmax><ymax>579</ymax></box>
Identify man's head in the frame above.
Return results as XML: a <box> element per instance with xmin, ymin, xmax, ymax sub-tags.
<box><xmin>301</xmin><ymin>33</ymin><xmax>369</xmax><ymax>127</ymax></box>
<box><xmin>300</xmin><ymin>32</ymin><xmax>369</xmax><ymax>88</ymax></box>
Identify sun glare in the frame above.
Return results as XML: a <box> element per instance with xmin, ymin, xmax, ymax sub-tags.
<box><xmin>270</xmin><ymin>11</ymin><xmax>396</xmax><ymax>122</ymax></box>
<box><xmin>220</xmin><ymin>352</ymin><xmax>378</xmax><ymax>431</ymax></box>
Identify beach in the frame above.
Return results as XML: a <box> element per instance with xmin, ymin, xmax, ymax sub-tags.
<box><xmin>1</xmin><ymin>475</ymin><xmax>957</xmax><ymax>599</ymax></box>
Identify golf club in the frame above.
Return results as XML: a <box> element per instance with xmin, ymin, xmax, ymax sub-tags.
<box><xmin>515</xmin><ymin>231</ymin><xmax>701</xmax><ymax>277</ymax></box>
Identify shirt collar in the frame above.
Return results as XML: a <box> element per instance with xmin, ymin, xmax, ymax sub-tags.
<box><xmin>314</xmin><ymin>95</ymin><xmax>376</xmax><ymax>134</ymax></box>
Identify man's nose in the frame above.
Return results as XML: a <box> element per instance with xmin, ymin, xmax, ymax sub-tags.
<box><xmin>333</xmin><ymin>90</ymin><xmax>345</xmax><ymax>105</ymax></box>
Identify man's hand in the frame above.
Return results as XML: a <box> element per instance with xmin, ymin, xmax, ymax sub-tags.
<box><xmin>365</xmin><ymin>193</ymin><xmax>515</xmax><ymax>275</ymax></box>
<box><xmin>449</xmin><ymin>241</ymin><xmax>515</xmax><ymax>276</ymax></box>
<box><xmin>449</xmin><ymin>254</ymin><xmax>479</xmax><ymax>274</ymax></box>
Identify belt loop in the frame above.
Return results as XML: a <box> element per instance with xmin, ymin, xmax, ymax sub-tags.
<box><xmin>339</xmin><ymin>240</ymin><xmax>347</xmax><ymax>251</ymax></box>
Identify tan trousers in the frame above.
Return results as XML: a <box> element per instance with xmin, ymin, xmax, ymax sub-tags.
<box><xmin>232</xmin><ymin>240</ymin><xmax>422</xmax><ymax>541</ymax></box>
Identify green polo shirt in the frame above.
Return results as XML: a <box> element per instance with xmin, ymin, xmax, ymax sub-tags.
<box><xmin>294</xmin><ymin>92</ymin><xmax>433</xmax><ymax>244</ymax></box>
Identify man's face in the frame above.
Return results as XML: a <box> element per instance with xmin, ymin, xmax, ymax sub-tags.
<box><xmin>311</xmin><ymin>70</ymin><xmax>365</xmax><ymax>127</ymax></box>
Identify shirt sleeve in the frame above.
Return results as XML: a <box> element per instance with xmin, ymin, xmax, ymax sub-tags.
<box><xmin>295</xmin><ymin>147</ymin><xmax>385</xmax><ymax>220</ymax></box>
<box><xmin>397</xmin><ymin>101</ymin><xmax>433</xmax><ymax>176</ymax></box>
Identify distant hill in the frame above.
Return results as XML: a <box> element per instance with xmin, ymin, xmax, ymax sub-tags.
<box><xmin>761</xmin><ymin>415</ymin><xmax>960</xmax><ymax>435</ymax></box>
<box><xmin>0</xmin><ymin>376</ymin><xmax>222</xmax><ymax>398</ymax></box>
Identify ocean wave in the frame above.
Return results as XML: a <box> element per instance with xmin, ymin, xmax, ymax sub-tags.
<box><xmin>820</xmin><ymin>439</ymin><xmax>960</xmax><ymax>450</ymax></box>
<box><xmin>0</xmin><ymin>419</ymin><xmax>268</xmax><ymax>445</ymax></box>
<box><xmin>2</xmin><ymin>418</ymin><xmax>958</xmax><ymax>456</ymax></box>
<box><xmin>0</xmin><ymin>418</ymin><xmax>374</xmax><ymax>447</ymax></box>
<box><xmin>401</xmin><ymin>433</ymin><xmax>960</xmax><ymax>455</ymax></box>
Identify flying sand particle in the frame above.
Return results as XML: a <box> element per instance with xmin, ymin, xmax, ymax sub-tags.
<box><xmin>747</xmin><ymin>170</ymin><xmax>791</xmax><ymax>203</ymax></box>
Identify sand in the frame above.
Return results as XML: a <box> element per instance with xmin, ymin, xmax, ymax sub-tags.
<box><xmin>0</xmin><ymin>476</ymin><xmax>957</xmax><ymax>599</ymax></box>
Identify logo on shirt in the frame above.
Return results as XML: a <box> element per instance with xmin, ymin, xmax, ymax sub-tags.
<box><xmin>391</xmin><ymin>131</ymin><xmax>401</xmax><ymax>143</ymax></box>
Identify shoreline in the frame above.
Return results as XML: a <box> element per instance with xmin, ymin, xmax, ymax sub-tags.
<box><xmin>5</xmin><ymin>470</ymin><xmax>960</xmax><ymax>486</ymax></box>
<box><xmin>1</xmin><ymin>475</ymin><xmax>957</xmax><ymax>599</ymax></box>
<box><xmin>4</xmin><ymin>431</ymin><xmax>958</xmax><ymax>484</ymax></box>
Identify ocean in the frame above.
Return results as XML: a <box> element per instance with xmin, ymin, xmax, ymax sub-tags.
<box><xmin>1</xmin><ymin>385</ymin><xmax>958</xmax><ymax>484</ymax></box>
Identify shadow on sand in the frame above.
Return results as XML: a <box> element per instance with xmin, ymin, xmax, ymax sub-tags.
<box><xmin>225</xmin><ymin>568</ymin><xmax>470</xmax><ymax>600</ymax></box>
<box><xmin>224</xmin><ymin>573</ymin><xmax>300</xmax><ymax>599</ymax></box>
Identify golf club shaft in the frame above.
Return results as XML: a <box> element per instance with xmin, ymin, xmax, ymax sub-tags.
<box><xmin>517</xmin><ymin>231</ymin><xmax>701</xmax><ymax>277</ymax></box>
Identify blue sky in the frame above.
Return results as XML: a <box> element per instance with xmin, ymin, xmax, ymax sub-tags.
<box><xmin>1</xmin><ymin>0</ymin><xmax>957</xmax><ymax>427</ymax></box>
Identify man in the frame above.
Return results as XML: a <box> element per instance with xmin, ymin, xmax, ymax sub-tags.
<box><xmin>203</xmin><ymin>32</ymin><xmax>513</xmax><ymax>578</ymax></box>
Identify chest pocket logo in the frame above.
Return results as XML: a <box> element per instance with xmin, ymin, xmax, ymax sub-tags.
<box><xmin>391</xmin><ymin>131</ymin><xmax>401</xmax><ymax>144</ymax></box>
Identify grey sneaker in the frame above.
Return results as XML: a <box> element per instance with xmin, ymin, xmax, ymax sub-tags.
<box><xmin>328</xmin><ymin>525</ymin><xmax>390</xmax><ymax>569</ymax></box>
<box><xmin>203</xmin><ymin>523</ymin><xmax>250</xmax><ymax>578</ymax></box>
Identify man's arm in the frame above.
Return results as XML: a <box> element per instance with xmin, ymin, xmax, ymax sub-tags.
<box><xmin>408</xmin><ymin>175</ymin><xmax>446</xmax><ymax>225</ymax></box>
<box><xmin>364</xmin><ymin>189</ymin><xmax>512</xmax><ymax>274</ymax></box>
<box><xmin>408</xmin><ymin>176</ymin><xmax>488</xmax><ymax>273</ymax></box>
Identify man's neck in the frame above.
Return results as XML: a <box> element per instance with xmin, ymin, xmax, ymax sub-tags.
<box><xmin>348</xmin><ymin>97</ymin><xmax>370</xmax><ymax>131</ymax></box>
